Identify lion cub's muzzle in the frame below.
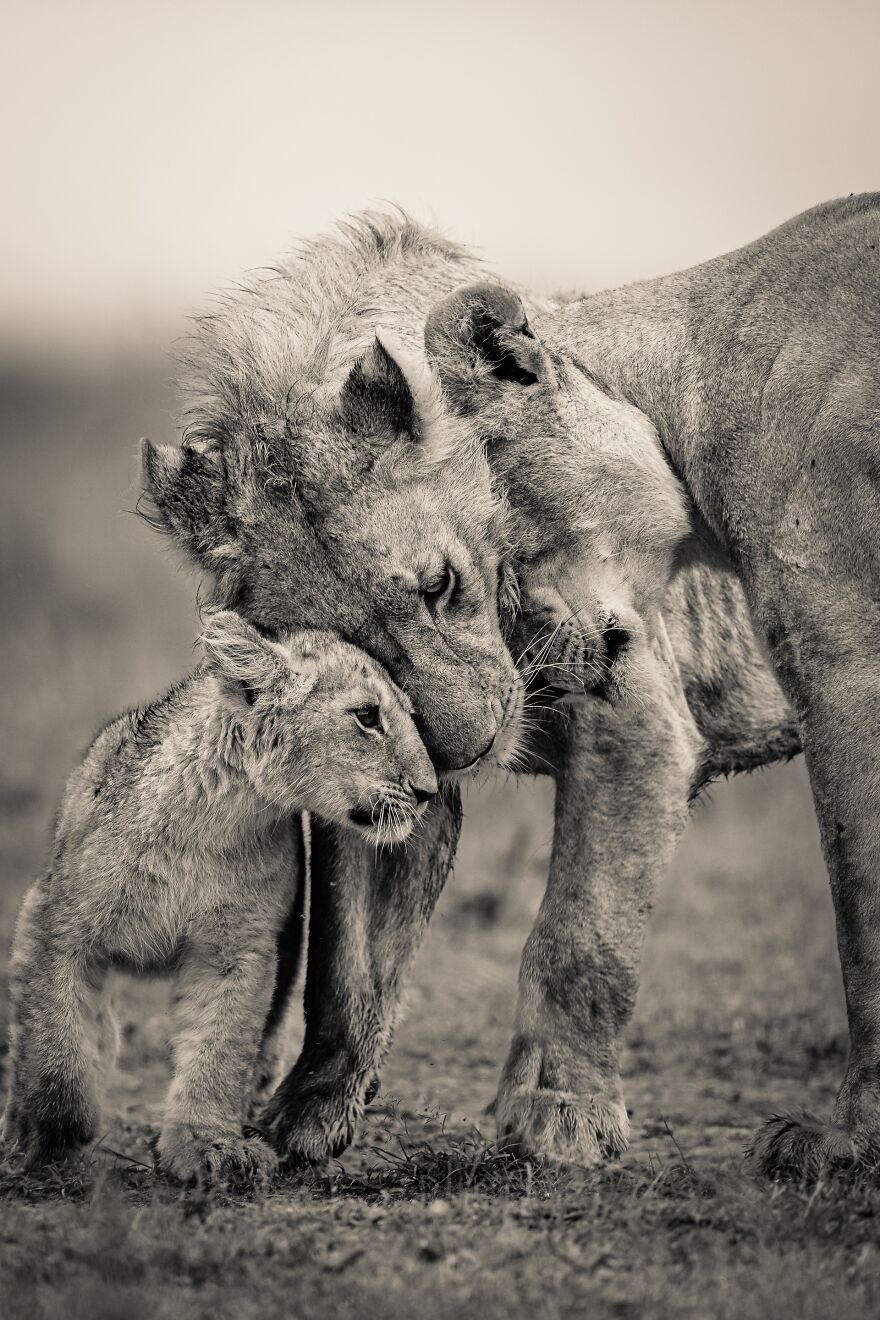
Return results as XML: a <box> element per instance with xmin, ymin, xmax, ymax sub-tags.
<box><xmin>347</xmin><ymin>773</ymin><xmax>438</xmax><ymax>841</ymax></box>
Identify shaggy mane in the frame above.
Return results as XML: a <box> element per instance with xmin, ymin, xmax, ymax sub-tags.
<box><xmin>177</xmin><ymin>209</ymin><xmax>478</xmax><ymax>450</ymax></box>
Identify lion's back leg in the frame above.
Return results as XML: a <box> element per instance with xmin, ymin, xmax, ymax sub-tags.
<box><xmin>746</xmin><ymin>545</ymin><xmax>880</xmax><ymax>1179</ymax></box>
<box><xmin>2</xmin><ymin>877</ymin><xmax>108</xmax><ymax>1167</ymax></box>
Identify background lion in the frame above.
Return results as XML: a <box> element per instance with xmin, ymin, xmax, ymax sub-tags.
<box><xmin>423</xmin><ymin>195</ymin><xmax>880</xmax><ymax>1178</ymax></box>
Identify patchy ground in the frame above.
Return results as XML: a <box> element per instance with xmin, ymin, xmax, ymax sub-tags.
<box><xmin>2</xmin><ymin>364</ymin><xmax>880</xmax><ymax>1318</ymax></box>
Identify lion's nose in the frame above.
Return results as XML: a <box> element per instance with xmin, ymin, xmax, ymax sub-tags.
<box><xmin>449</xmin><ymin>732</ymin><xmax>496</xmax><ymax>774</ymax></box>
<box><xmin>408</xmin><ymin>770</ymin><xmax>438</xmax><ymax>802</ymax></box>
<box><xmin>601</xmin><ymin>620</ymin><xmax>631</xmax><ymax>670</ymax></box>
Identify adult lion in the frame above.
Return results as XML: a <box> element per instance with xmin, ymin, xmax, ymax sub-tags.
<box><xmin>422</xmin><ymin>194</ymin><xmax>880</xmax><ymax>1178</ymax></box>
<box><xmin>142</xmin><ymin>209</ymin><xmax>806</xmax><ymax>1173</ymax></box>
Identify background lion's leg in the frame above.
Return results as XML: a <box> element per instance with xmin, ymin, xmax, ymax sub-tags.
<box><xmin>747</xmin><ymin>580</ymin><xmax>880</xmax><ymax>1179</ymax></box>
<box><xmin>260</xmin><ymin>788</ymin><xmax>462</xmax><ymax>1165</ymax></box>
<box><xmin>494</xmin><ymin>648</ymin><xmax>699</xmax><ymax>1165</ymax></box>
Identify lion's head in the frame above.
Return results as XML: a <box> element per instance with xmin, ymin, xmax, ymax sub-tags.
<box><xmin>423</xmin><ymin>281</ymin><xmax>693</xmax><ymax>702</ymax></box>
<box><xmin>142</xmin><ymin>217</ymin><xmax>524</xmax><ymax>774</ymax></box>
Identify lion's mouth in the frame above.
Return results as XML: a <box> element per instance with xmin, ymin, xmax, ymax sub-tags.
<box><xmin>347</xmin><ymin>803</ymin><xmax>418</xmax><ymax>844</ymax></box>
<box><xmin>348</xmin><ymin>806</ymin><xmax>376</xmax><ymax>828</ymax></box>
<box><xmin>478</xmin><ymin>678</ymin><xmax>527</xmax><ymax>775</ymax></box>
<box><xmin>450</xmin><ymin>733</ymin><xmax>497</xmax><ymax>775</ymax></box>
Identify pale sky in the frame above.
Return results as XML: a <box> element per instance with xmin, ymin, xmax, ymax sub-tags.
<box><xmin>3</xmin><ymin>0</ymin><xmax>878</xmax><ymax>357</ymax></box>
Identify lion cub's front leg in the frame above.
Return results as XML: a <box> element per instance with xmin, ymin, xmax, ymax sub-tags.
<box><xmin>158</xmin><ymin>929</ymin><xmax>279</xmax><ymax>1189</ymax></box>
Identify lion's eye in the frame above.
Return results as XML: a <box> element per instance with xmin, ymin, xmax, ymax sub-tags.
<box><xmin>422</xmin><ymin>564</ymin><xmax>457</xmax><ymax>615</ymax></box>
<box><xmin>353</xmin><ymin>704</ymin><xmax>382</xmax><ymax>733</ymax></box>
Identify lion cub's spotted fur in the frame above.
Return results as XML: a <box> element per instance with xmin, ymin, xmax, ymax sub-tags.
<box><xmin>2</xmin><ymin>611</ymin><xmax>435</xmax><ymax>1184</ymax></box>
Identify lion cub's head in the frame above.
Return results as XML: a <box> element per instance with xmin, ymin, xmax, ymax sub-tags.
<box><xmin>202</xmin><ymin>610</ymin><xmax>437</xmax><ymax>844</ymax></box>
<box><xmin>424</xmin><ymin>282</ymin><xmax>694</xmax><ymax>703</ymax></box>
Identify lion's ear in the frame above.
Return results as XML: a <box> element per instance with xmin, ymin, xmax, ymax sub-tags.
<box><xmin>338</xmin><ymin>334</ymin><xmax>449</xmax><ymax>458</ymax></box>
<box><xmin>424</xmin><ymin>282</ymin><xmax>552</xmax><ymax>416</ymax></box>
<box><xmin>340</xmin><ymin>337</ymin><xmax>415</xmax><ymax>437</ymax></box>
<box><xmin>141</xmin><ymin>438</ymin><xmax>233</xmax><ymax>567</ymax></box>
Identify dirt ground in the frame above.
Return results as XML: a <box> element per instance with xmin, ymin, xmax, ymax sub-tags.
<box><xmin>3</xmin><ymin>363</ymin><xmax>880</xmax><ymax>1319</ymax></box>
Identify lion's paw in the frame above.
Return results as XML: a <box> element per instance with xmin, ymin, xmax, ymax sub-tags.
<box><xmin>259</xmin><ymin>1091</ymin><xmax>358</xmax><ymax>1166</ymax></box>
<box><xmin>247</xmin><ymin>1062</ymin><xmax>280</xmax><ymax>1120</ymax></box>
<box><xmin>494</xmin><ymin>1086</ymin><xmax>630</xmax><ymax>1166</ymax></box>
<box><xmin>157</xmin><ymin>1126</ymin><xmax>278</xmax><ymax>1189</ymax></box>
<box><xmin>746</xmin><ymin>1111</ymin><xmax>880</xmax><ymax>1182</ymax></box>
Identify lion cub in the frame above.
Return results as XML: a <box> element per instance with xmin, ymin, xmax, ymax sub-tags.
<box><xmin>2</xmin><ymin>610</ymin><xmax>436</xmax><ymax>1185</ymax></box>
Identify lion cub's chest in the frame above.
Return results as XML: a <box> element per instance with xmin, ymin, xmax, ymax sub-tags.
<box><xmin>87</xmin><ymin>826</ymin><xmax>293</xmax><ymax>973</ymax></box>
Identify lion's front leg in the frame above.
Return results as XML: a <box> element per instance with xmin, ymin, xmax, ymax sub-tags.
<box><xmin>260</xmin><ymin>788</ymin><xmax>461</xmax><ymax>1165</ymax></box>
<box><xmin>495</xmin><ymin>651</ymin><xmax>698</xmax><ymax>1166</ymax></box>
<box><xmin>248</xmin><ymin>817</ymin><xmax>307</xmax><ymax>1116</ymax></box>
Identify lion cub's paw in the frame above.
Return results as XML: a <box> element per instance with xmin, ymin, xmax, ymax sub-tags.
<box><xmin>157</xmin><ymin>1126</ymin><xmax>278</xmax><ymax>1189</ymax></box>
<box><xmin>746</xmin><ymin>1111</ymin><xmax>880</xmax><ymax>1183</ymax></box>
<box><xmin>494</xmin><ymin>1087</ymin><xmax>630</xmax><ymax>1166</ymax></box>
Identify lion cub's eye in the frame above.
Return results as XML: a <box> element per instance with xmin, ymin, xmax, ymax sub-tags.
<box><xmin>422</xmin><ymin>564</ymin><xmax>457</xmax><ymax>616</ymax></box>
<box><xmin>353</xmin><ymin>704</ymin><xmax>382</xmax><ymax>733</ymax></box>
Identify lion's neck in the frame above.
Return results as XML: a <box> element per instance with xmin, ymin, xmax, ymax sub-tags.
<box><xmin>542</xmin><ymin>247</ymin><xmax>799</xmax><ymax>559</ymax></box>
<box><xmin>543</xmin><ymin>277</ymin><xmax>699</xmax><ymax>483</ymax></box>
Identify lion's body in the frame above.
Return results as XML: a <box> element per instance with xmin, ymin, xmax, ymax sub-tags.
<box><xmin>423</xmin><ymin>262</ymin><xmax>808</xmax><ymax>1160</ymax></box>
<box><xmin>2</xmin><ymin>615</ymin><xmax>437</xmax><ymax>1183</ymax></box>
<box><xmin>3</xmin><ymin>668</ymin><xmax>297</xmax><ymax>1183</ymax></box>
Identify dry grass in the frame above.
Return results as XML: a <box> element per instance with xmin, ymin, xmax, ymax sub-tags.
<box><xmin>2</xmin><ymin>359</ymin><xmax>878</xmax><ymax>1318</ymax></box>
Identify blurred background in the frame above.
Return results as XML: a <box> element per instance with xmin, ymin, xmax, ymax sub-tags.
<box><xmin>2</xmin><ymin>0</ymin><xmax>877</xmax><ymax>1136</ymax></box>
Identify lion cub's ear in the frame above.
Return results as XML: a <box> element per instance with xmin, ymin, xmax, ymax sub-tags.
<box><xmin>424</xmin><ymin>282</ymin><xmax>552</xmax><ymax>416</ymax></box>
<box><xmin>200</xmin><ymin>610</ymin><xmax>286</xmax><ymax>704</ymax></box>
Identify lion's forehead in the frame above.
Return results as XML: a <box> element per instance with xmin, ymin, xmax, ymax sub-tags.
<box><xmin>344</xmin><ymin>476</ymin><xmax>485</xmax><ymax>545</ymax></box>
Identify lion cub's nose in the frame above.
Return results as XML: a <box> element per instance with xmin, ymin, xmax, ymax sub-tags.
<box><xmin>410</xmin><ymin>780</ymin><xmax>437</xmax><ymax>805</ymax></box>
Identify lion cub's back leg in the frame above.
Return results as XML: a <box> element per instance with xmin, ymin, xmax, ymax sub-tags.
<box><xmin>3</xmin><ymin>876</ymin><xmax>110</xmax><ymax>1166</ymax></box>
